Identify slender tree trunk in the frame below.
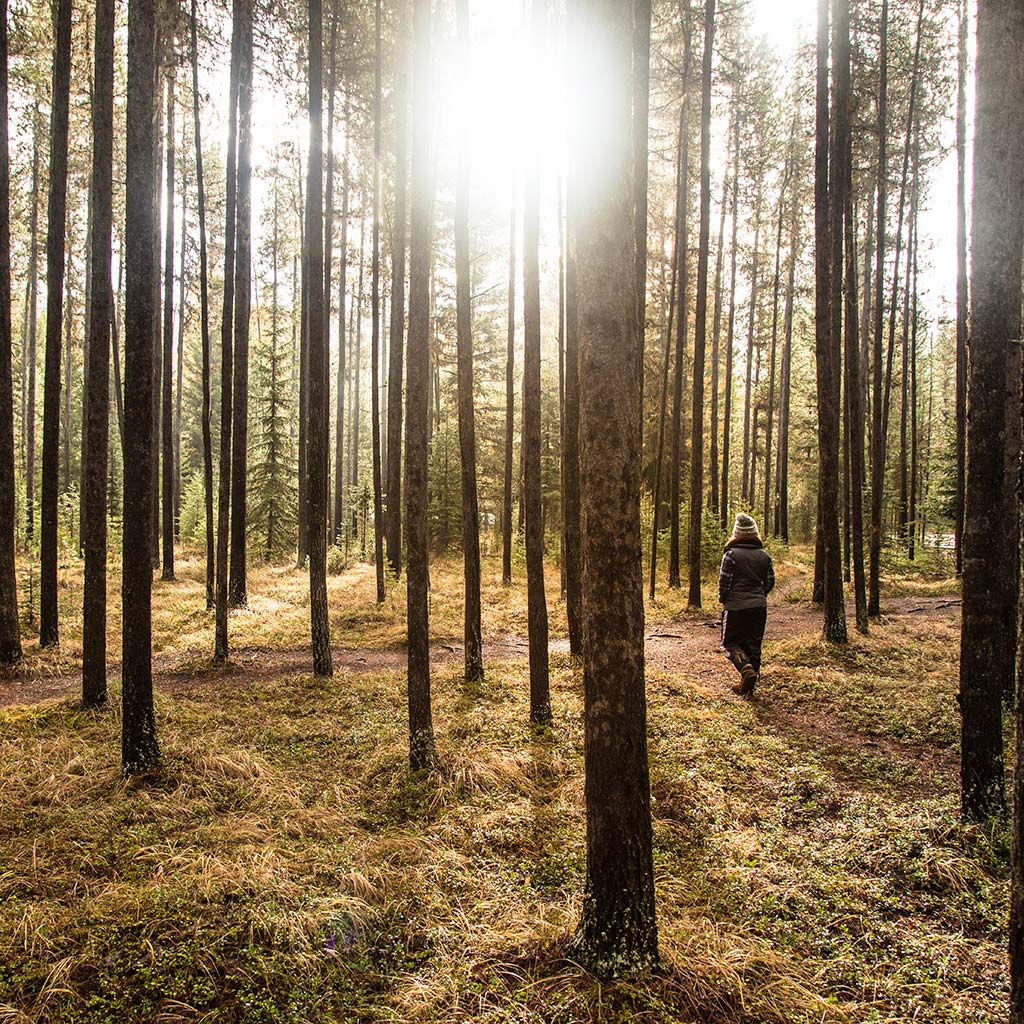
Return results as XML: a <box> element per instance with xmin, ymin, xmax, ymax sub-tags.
<box><xmin>296</xmin><ymin>150</ymin><xmax>308</xmax><ymax>564</ymax></box>
<box><xmin>39</xmin><ymin>0</ymin><xmax>72</xmax><ymax>648</ymax></box>
<box><xmin>174</xmin><ymin>175</ymin><xmax>187</xmax><ymax>538</ymax></box>
<box><xmin>122</xmin><ymin>0</ymin><xmax>161</xmax><ymax>775</ymax></box>
<box><xmin>708</xmin><ymin>146</ymin><xmax>729</xmax><ymax>518</ymax></box>
<box><xmin>741</xmin><ymin>188</ymin><xmax>762</xmax><ymax>506</ymax></box>
<box><xmin>25</xmin><ymin>128</ymin><xmax>39</xmax><ymax>546</ymax></box>
<box><xmin>351</xmin><ymin>203</ymin><xmax>365</xmax><ymax>532</ymax></box>
<box><xmin>954</xmin><ymin>0</ymin><xmax>967</xmax><ymax>578</ymax></box>
<box><xmin>306</xmin><ymin>0</ymin><xmax>333</xmax><ymax>678</ymax></box>
<box><xmin>908</xmin><ymin>155</ymin><xmax>918</xmax><ymax>561</ymax></box>
<box><xmin>668</xmin><ymin>17</ymin><xmax>691</xmax><ymax>590</ymax></box>
<box><xmin>82</xmin><ymin>0</ymin><xmax>114</xmax><ymax>697</ymax></box>
<box><xmin>161</xmin><ymin>68</ymin><xmax>176</xmax><ymax>580</ymax></box>
<box><xmin>687</xmin><ymin>0</ymin><xmax>715</xmax><ymax>608</ymax></box>
<box><xmin>62</xmin><ymin>281</ymin><xmax>71</xmax><ymax>497</ymax></box>
<box><xmin>111</xmin><ymin>239</ymin><xmax>125</xmax><ymax>447</ymax></box>
<box><xmin>214</xmin><ymin>2</ymin><xmax>241</xmax><ymax>662</ymax></box>
<box><xmin>0</xmin><ymin>0</ymin><xmax>21</xmax><ymax>664</ymax></box>
<box><xmin>190</xmin><ymin>0</ymin><xmax>213</xmax><ymax>609</ymax></box>
<box><xmin>563</xmin><ymin>223</ymin><xmax>583</xmax><ymax>654</ymax></box>
<box><xmin>633</xmin><ymin>0</ymin><xmax>650</xmax><ymax>401</ymax></box>
<box><xmin>453</xmin><ymin>0</ymin><xmax>482</xmax><ymax>678</ymax></box>
<box><xmin>815</xmin><ymin>0</ymin><xmax>846</xmax><ymax>642</ymax></box>
<box><xmin>868</xmin><ymin>0</ymin><xmax>888</xmax><ymax>618</ymax></box>
<box><xmin>370</xmin><ymin>0</ymin><xmax>386</xmax><ymax>602</ymax></box>
<box><xmin>720</xmin><ymin>114</ymin><xmax>739</xmax><ymax>531</ymax></box>
<box><xmin>405</xmin><ymin>0</ymin><xmax>437</xmax><ymax>769</ymax></box>
<box><xmin>333</xmin><ymin>94</ymin><xmax>349</xmax><ymax>548</ymax></box>
<box><xmin>962</xmin><ymin>0</ymin><xmax>1022</xmax><ymax>824</ymax></box>
<box><xmin>568</xmin><ymin>0</ymin><xmax>658</xmax><ymax>973</ymax></box>
<box><xmin>229</xmin><ymin>0</ymin><xmax>252</xmax><ymax>607</ymax></box>
<box><xmin>150</xmin><ymin>63</ymin><xmax>163</xmax><ymax>570</ymax></box>
<box><xmin>777</xmin><ymin>187</ymin><xmax>798</xmax><ymax>543</ymax></box>
<box><xmin>648</xmin><ymin>117</ymin><xmax>682</xmax><ymax>599</ymax></box>
<box><xmin>523</xmin><ymin>0</ymin><xmax>550</xmax><ymax>722</ymax></box>
<box><xmin>386</xmin><ymin>17</ymin><xmax>409</xmax><ymax>576</ymax></box>
<box><xmin>502</xmin><ymin>199</ymin><xmax>515</xmax><ymax>586</ymax></box>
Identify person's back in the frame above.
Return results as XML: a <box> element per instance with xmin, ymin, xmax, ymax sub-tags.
<box><xmin>718</xmin><ymin>513</ymin><xmax>774</xmax><ymax>697</ymax></box>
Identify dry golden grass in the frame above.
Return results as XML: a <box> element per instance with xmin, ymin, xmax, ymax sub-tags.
<box><xmin>0</xmin><ymin>545</ymin><xmax>1007</xmax><ymax>1022</ymax></box>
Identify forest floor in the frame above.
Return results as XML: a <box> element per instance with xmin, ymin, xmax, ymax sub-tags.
<box><xmin>0</xmin><ymin>544</ymin><xmax>1008</xmax><ymax>1023</ymax></box>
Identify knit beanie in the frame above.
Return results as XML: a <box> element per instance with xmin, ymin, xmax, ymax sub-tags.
<box><xmin>733</xmin><ymin>513</ymin><xmax>759</xmax><ymax>539</ymax></box>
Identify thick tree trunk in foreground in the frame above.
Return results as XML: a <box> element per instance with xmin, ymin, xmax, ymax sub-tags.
<box><xmin>229</xmin><ymin>0</ymin><xmax>253</xmax><ymax>607</ymax></box>
<box><xmin>405</xmin><ymin>0</ymin><xmax>437</xmax><ymax>769</ymax></box>
<box><xmin>962</xmin><ymin>0</ymin><xmax>1022</xmax><ymax>824</ymax></box>
<box><xmin>190</xmin><ymin>0</ymin><xmax>214</xmax><ymax>609</ymax></box>
<box><xmin>306</xmin><ymin>0</ymin><xmax>332</xmax><ymax>678</ymax></box>
<box><xmin>82</xmin><ymin>0</ymin><xmax>114</xmax><ymax>699</ymax></box>
<box><xmin>40</xmin><ymin>0</ymin><xmax>73</xmax><ymax>648</ymax></box>
<box><xmin>454</xmin><ymin>0</ymin><xmax>482</xmax><ymax>679</ymax></box>
<box><xmin>687</xmin><ymin>0</ymin><xmax>715</xmax><ymax>608</ymax></box>
<box><xmin>122</xmin><ymin>0</ymin><xmax>160</xmax><ymax>775</ymax></box>
<box><xmin>569</xmin><ymin>0</ymin><xmax>658</xmax><ymax>974</ymax></box>
<box><xmin>523</xmin><ymin>0</ymin><xmax>550</xmax><ymax>721</ymax></box>
<box><xmin>0</xmin><ymin>0</ymin><xmax>20</xmax><ymax>664</ymax></box>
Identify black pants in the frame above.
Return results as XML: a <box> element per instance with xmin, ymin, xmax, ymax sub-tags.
<box><xmin>721</xmin><ymin>607</ymin><xmax>768</xmax><ymax>674</ymax></box>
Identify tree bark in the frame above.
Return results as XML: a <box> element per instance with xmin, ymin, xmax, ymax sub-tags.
<box><xmin>122</xmin><ymin>0</ymin><xmax>160</xmax><ymax>775</ymax></box>
<box><xmin>708</xmin><ymin>141</ymin><xmax>729</xmax><ymax>519</ymax></box>
<box><xmin>720</xmin><ymin>113</ymin><xmax>739</xmax><ymax>531</ymax></box>
<box><xmin>454</xmin><ymin>0</ymin><xmax>483</xmax><ymax>679</ymax></box>
<box><xmin>569</xmin><ymin>0</ymin><xmax>658</xmax><ymax>974</ymax></box>
<box><xmin>741</xmin><ymin>187</ymin><xmax>762</xmax><ymax>507</ymax></box>
<box><xmin>214</xmin><ymin>1</ymin><xmax>241</xmax><ymax>662</ymax></box>
<box><xmin>307</xmin><ymin>0</ymin><xmax>332</xmax><ymax>678</ymax></box>
<box><xmin>24</xmin><ymin>127</ymin><xmax>39</xmax><ymax>546</ymax></box>
<box><xmin>502</xmin><ymin>199</ymin><xmax>515</xmax><ymax>586</ymax></box>
<box><xmin>370</xmin><ymin>0</ymin><xmax>386</xmax><ymax>603</ymax></box>
<box><xmin>40</xmin><ymin>0</ymin><xmax>73</xmax><ymax>648</ymax></box>
<box><xmin>961</xmin><ymin>0</ymin><xmax>1022</xmax><ymax>824</ymax></box>
<box><xmin>161</xmin><ymin>69</ymin><xmax>176</xmax><ymax>581</ymax></box>
<box><xmin>82</xmin><ymin>0</ymin><xmax>114</xmax><ymax>697</ymax></box>
<box><xmin>0</xmin><ymin>0</ymin><xmax>20</xmax><ymax>664</ymax></box>
<box><xmin>190</xmin><ymin>0</ymin><xmax>213</xmax><ymax>609</ymax></box>
<box><xmin>405</xmin><ymin>0</ymin><xmax>437</xmax><ymax>769</ymax></box>
<box><xmin>954</xmin><ymin>0</ymin><xmax>967</xmax><ymax>578</ymax></box>
<box><xmin>229</xmin><ymin>0</ymin><xmax>252</xmax><ymax>607</ymax></box>
<box><xmin>333</xmin><ymin>93</ymin><xmax>349</xmax><ymax>548</ymax></box>
<box><xmin>686</xmin><ymin>0</ymin><xmax>715</xmax><ymax>608</ymax></box>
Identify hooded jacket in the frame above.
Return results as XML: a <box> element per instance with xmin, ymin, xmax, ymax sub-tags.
<box><xmin>718</xmin><ymin>537</ymin><xmax>775</xmax><ymax>611</ymax></box>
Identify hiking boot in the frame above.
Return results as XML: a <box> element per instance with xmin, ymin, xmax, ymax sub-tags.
<box><xmin>732</xmin><ymin>666</ymin><xmax>758</xmax><ymax>697</ymax></box>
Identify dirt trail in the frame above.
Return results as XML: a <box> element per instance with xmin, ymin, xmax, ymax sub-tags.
<box><xmin>0</xmin><ymin>590</ymin><xmax>959</xmax><ymax>711</ymax></box>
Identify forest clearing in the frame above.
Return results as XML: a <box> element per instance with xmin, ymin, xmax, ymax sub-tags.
<box><xmin>0</xmin><ymin>548</ymin><xmax>1005</xmax><ymax>1023</ymax></box>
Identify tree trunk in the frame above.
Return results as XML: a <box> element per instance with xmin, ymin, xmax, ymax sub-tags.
<box><xmin>306</xmin><ymin>0</ymin><xmax>332</xmax><ymax>678</ymax></box>
<box><xmin>122</xmin><ymin>0</ymin><xmax>161</xmax><ymax>775</ymax></box>
<box><xmin>954</xmin><ymin>0</ymin><xmax>967</xmax><ymax>578</ymax></box>
<box><xmin>720</xmin><ymin>113</ymin><xmax>739</xmax><ymax>531</ymax></box>
<box><xmin>868</xmin><ymin>0</ymin><xmax>888</xmax><ymax>618</ymax></box>
<box><xmin>333</xmin><ymin>92</ymin><xmax>349</xmax><ymax>548</ymax></box>
<box><xmin>687</xmin><ymin>0</ymin><xmax>715</xmax><ymax>608</ymax></box>
<box><xmin>962</xmin><ymin>0</ymin><xmax>1022</xmax><ymax>824</ymax></box>
<box><xmin>815</xmin><ymin>0</ymin><xmax>846</xmax><ymax>642</ymax></box>
<box><xmin>648</xmin><ymin>114</ymin><xmax>682</xmax><ymax>600</ymax></box>
<box><xmin>386</xmin><ymin>18</ymin><xmax>408</xmax><ymax>577</ymax></box>
<box><xmin>908</xmin><ymin>154</ymin><xmax>918</xmax><ymax>561</ymax></box>
<box><xmin>405</xmin><ymin>0</ymin><xmax>437</xmax><ymax>769</ymax></box>
<box><xmin>523</xmin><ymin>0</ymin><xmax>550</xmax><ymax>722</ymax></box>
<box><xmin>229</xmin><ymin>0</ymin><xmax>252</xmax><ymax>607</ymax></box>
<box><xmin>740</xmin><ymin>187</ymin><xmax>762</xmax><ymax>507</ymax></box>
<box><xmin>24</xmin><ymin>127</ymin><xmax>39</xmax><ymax>546</ymax></box>
<box><xmin>454</xmin><ymin>0</ymin><xmax>483</xmax><ymax>678</ymax></box>
<box><xmin>82</xmin><ymin>0</ymin><xmax>114</xmax><ymax>697</ymax></box>
<box><xmin>214</xmin><ymin>2</ymin><xmax>241</xmax><ymax>663</ymax></box>
<box><xmin>161</xmin><ymin>68</ymin><xmax>176</xmax><ymax>581</ymax></box>
<box><xmin>40</xmin><ymin>0</ymin><xmax>72</xmax><ymax>647</ymax></box>
<box><xmin>174</xmin><ymin>173</ymin><xmax>187</xmax><ymax>539</ymax></box>
<box><xmin>777</xmin><ymin>180</ymin><xmax>798</xmax><ymax>543</ymax></box>
<box><xmin>568</xmin><ymin>0</ymin><xmax>658</xmax><ymax>974</ymax></box>
<box><xmin>668</xmin><ymin>13</ymin><xmax>691</xmax><ymax>591</ymax></box>
<box><xmin>633</xmin><ymin>0</ymin><xmax>650</xmax><ymax>401</ymax></box>
<box><xmin>370</xmin><ymin>0</ymin><xmax>386</xmax><ymax>603</ymax></box>
<box><xmin>502</xmin><ymin>198</ymin><xmax>515</xmax><ymax>586</ymax></box>
<box><xmin>190</xmin><ymin>0</ymin><xmax>213</xmax><ymax>609</ymax></box>
<box><xmin>0</xmin><ymin>0</ymin><xmax>20</xmax><ymax>664</ymax></box>
<box><xmin>708</xmin><ymin>139</ymin><xmax>729</xmax><ymax>519</ymax></box>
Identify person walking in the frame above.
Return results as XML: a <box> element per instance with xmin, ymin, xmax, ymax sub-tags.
<box><xmin>719</xmin><ymin>512</ymin><xmax>775</xmax><ymax>697</ymax></box>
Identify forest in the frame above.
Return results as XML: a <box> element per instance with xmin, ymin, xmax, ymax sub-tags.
<box><xmin>0</xmin><ymin>0</ymin><xmax>1020</xmax><ymax>1018</ymax></box>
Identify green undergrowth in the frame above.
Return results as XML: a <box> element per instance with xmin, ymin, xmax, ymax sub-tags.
<box><xmin>0</xmin><ymin>601</ymin><xmax>1007</xmax><ymax>1023</ymax></box>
